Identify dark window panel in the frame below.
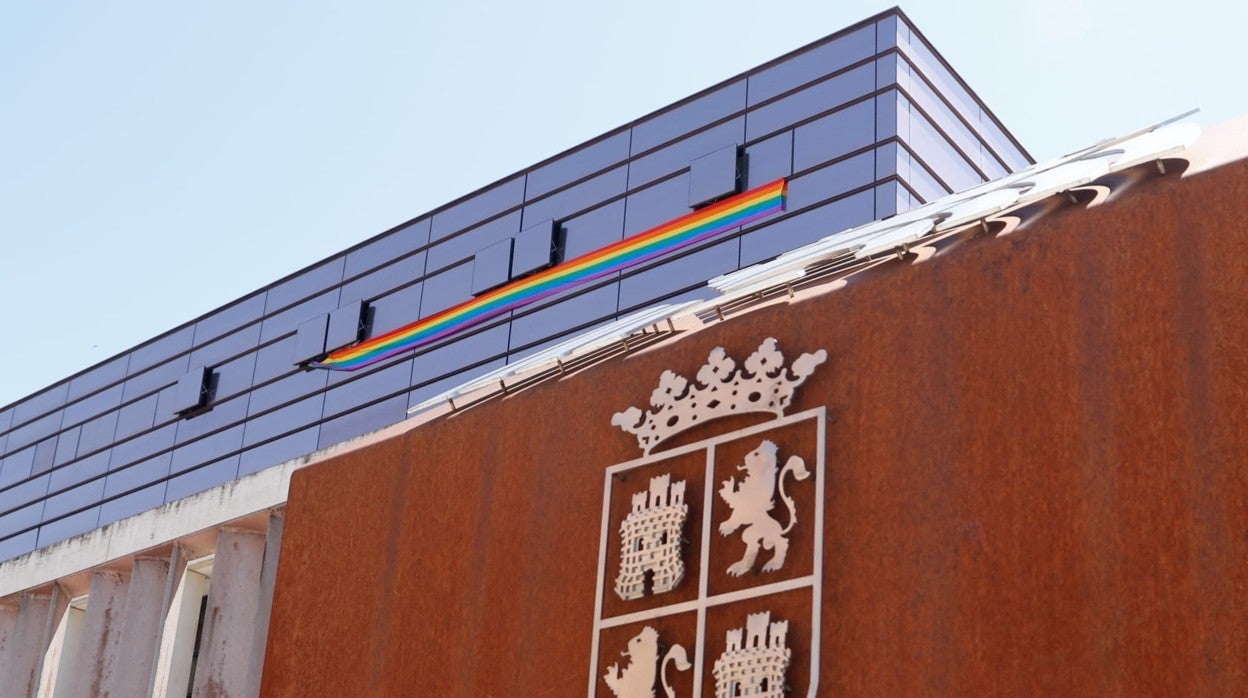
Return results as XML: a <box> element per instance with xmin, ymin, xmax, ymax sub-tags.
<box><xmin>242</xmin><ymin>394</ymin><xmax>325</xmax><ymax>448</ymax></box>
<box><xmin>98</xmin><ymin>483</ymin><xmax>166</xmax><ymax>527</ymax></box>
<box><xmin>62</xmin><ymin>384</ymin><xmax>124</xmax><ymax>429</ymax></box>
<box><xmin>322</xmin><ymin>360</ymin><xmax>413</xmax><ymax>420</ymax></box>
<box><xmin>792</xmin><ymin>100</ymin><xmax>876</xmax><ymax>173</ymax></box>
<box><xmin>153</xmin><ymin>385</ymin><xmax>183</xmax><ymax>426</ymax></box>
<box><xmin>471</xmin><ymin>239</ymin><xmax>513</xmax><ymax>295</ymax></box>
<box><xmin>785</xmin><ymin>151</ymin><xmax>875</xmax><ymax>211</ymax></box>
<box><xmin>902</xmin><ymin>60</ymin><xmax>1005</xmax><ymax>179</ymax></box>
<box><xmin>172</xmin><ymin>366</ymin><xmax>212</xmax><ymax>416</ymax></box>
<box><xmin>0</xmin><ymin>502</ymin><xmax>43</xmax><ymax>539</ymax></box>
<box><xmin>164</xmin><ymin>455</ymin><xmax>239</xmax><ymax>503</ymax></box>
<box><xmin>0</xmin><ymin>447</ymin><xmax>35</xmax><ymax>488</ymax></box>
<box><xmin>260</xmin><ymin>290</ymin><xmax>340</xmax><ymax>344</ymax></box>
<box><xmin>509</xmin><ymin>285</ymin><xmax>618</xmax><ymax>351</ymax></box>
<box><xmin>237</xmin><ymin>427</ymin><xmax>319</xmax><ymax>478</ymax></box>
<box><xmin>263</xmin><ymin>257</ymin><xmax>346</xmax><ymax>314</ymax></box>
<box><xmin>875</xmin><ymin>13</ymin><xmax>900</xmax><ymax>52</ymax></box>
<box><xmin>526</xmin><ymin>131</ymin><xmax>631</xmax><ymax>200</ymax></box>
<box><xmin>339</xmin><ymin>252</ymin><xmax>426</xmax><ymax>306</ymax></box>
<box><xmin>0</xmin><ymin>531</ymin><xmax>36</xmax><ymax>562</ymax></box>
<box><xmin>627</xmin><ymin>118</ymin><xmax>744</xmax><ymax>190</ymax></box>
<box><xmin>896</xmin><ymin>144</ymin><xmax>949</xmax><ymax>203</ymax></box>
<box><xmin>246</xmin><ymin>369</ymin><xmax>328</xmax><ymax>416</ymax></box>
<box><xmin>11</xmin><ymin>383</ymin><xmax>68</xmax><ymax>426</ymax></box>
<box><xmin>511</xmin><ymin>219</ymin><xmax>556</xmax><ymax>278</ymax></box>
<box><xmin>114</xmin><ymin>394</ymin><xmax>158</xmax><ymax>441</ymax></box>
<box><xmin>188</xmin><ymin>323</ymin><xmax>262</xmax><ymax>369</ymax></box>
<box><xmin>76</xmin><ymin>412</ymin><xmax>120</xmax><ymax>455</ymax></box>
<box><xmin>743</xmin><ymin>131</ymin><xmax>793</xmax><ymax>190</ymax></box>
<box><xmin>327</xmin><ymin>301</ymin><xmax>366</xmax><ymax>352</ymax></box>
<box><xmin>505</xmin><ymin>319</ymin><xmax>614</xmax><ymax>361</ymax></box>
<box><xmin>875</xmin><ymin>52</ymin><xmax>899</xmax><ymax>90</ymax></box>
<box><xmin>36</xmin><ymin>507</ymin><xmax>100</xmax><ymax>548</ymax></box>
<box><xmin>316</xmin><ymin>394</ymin><xmax>407</xmax><ymax>451</ymax></box>
<box><xmin>407</xmin><ymin>358</ymin><xmax>506</xmax><ymax>411</ymax></box>
<box><xmin>521</xmin><ymin>166</ymin><xmax>627</xmax><ymax>230</ymax></box>
<box><xmin>0</xmin><ymin>408</ymin><xmax>9</xmax><ymax>431</ymax></box>
<box><xmin>122</xmin><ymin>355</ymin><xmax>191</xmax><ymax>403</ymax></box>
<box><xmin>252</xmin><ymin>336</ymin><xmax>312</xmax><ymax>385</ymax></box>
<box><xmin>429</xmin><ymin>175</ymin><xmax>525</xmax><ymax>242</ymax></box>
<box><xmin>418</xmin><ymin>262</ymin><xmax>474</xmax><ymax>319</ymax></box>
<box><xmin>874</xmin><ymin>180</ymin><xmax>901</xmax><ymax>220</ymax></box>
<box><xmin>410</xmin><ymin>324</ymin><xmax>510</xmax><ymax>388</ymax></box>
<box><xmin>293</xmin><ymin>314</ymin><xmax>329</xmax><ymax>368</ymax></box>
<box><xmin>107</xmin><ymin>425</ymin><xmax>176</xmax><ymax>476</ymax></box>
<box><xmin>212</xmin><ymin>353</ymin><xmax>258</xmax><ymax>401</ymax></box>
<box><xmin>747</xmin><ymin>24</ymin><xmax>875</xmax><ymax>106</ymax></box>
<box><xmin>617</xmin><ymin>238</ymin><xmax>740</xmax><ymax>310</ymax></box>
<box><xmin>745</xmin><ymin>62</ymin><xmax>876</xmax><ymax>142</ymax></box>
<box><xmin>876</xmin><ymin>90</ymin><xmax>899</xmax><ymax>141</ymax></box>
<box><xmin>688</xmin><ymin>145</ymin><xmax>740</xmax><ymax>208</ymax></box>
<box><xmin>632</xmin><ymin>80</ymin><xmax>747</xmax><ymax>154</ymax></box>
<box><xmin>126</xmin><ymin>326</ymin><xmax>195</xmax><ymax>377</ymax></box>
<box><xmin>5</xmin><ymin>412</ymin><xmax>63</xmax><ymax>453</ymax></box>
<box><xmin>192</xmin><ymin>293</ymin><xmax>267</xmax><ymax>347</ymax></box>
<box><xmin>32</xmin><ymin>437</ymin><xmax>57</xmax><ymax>477</ymax></box>
<box><xmin>623</xmin><ymin>174</ymin><xmax>690</xmax><ymax>237</ymax></box>
<box><xmin>174</xmin><ymin>396</ymin><xmax>249</xmax><ymax>444</ymax></box>
<box><xmin>356</xmin><ymin>283</ymin><xmax>420</xmax><ymax>342</ymax></box>
<box><xmin>42</xmin><ymin>479</ymin><xmax>104</xmax><ymax>521</ymax></box>
<box><xmin>103</xmin><ymin>453</ymin><xmax>172</xmax><ymax>499</ymax></box>
<box><xmin>344</xmin><ymin>218</ymin><xmax>432</xmax><ymax>279</ymax></box>
<box><xmin>0</xmin><ymin>475</ymin><xmax>50</xmax><ymax>515</ymax></box>
<box><xmin>169</xmin><ymin>425</ymin><xmax>245</xmax><ymax>477</ymax></box>
<box><xmin>53</xmin><ymin>426</ymin><xmax>80</xmax><ymax>467</ymax></box>
<box><xmin>426</xmin><ymin>211</ymin><xmax>521</xmax><ymax>275</ymax></box>
<box><xmin>876</xmin><ymin>141</ymin><xmax>900</xmax><ymax>180</ymax></box>
<box><xmin>899</xmin><ymin>95</ymin><xmax>982</xmax><ymax>192</ymax></box>
<box><xmin>740</xmin><ymin>189</ymin><xmax>875</xmax><ymax>266</ymax></box>
<box><xmin>562</xmin><ymin>200</ymin><xmax>626</xmax><ymax>261</ymax></box>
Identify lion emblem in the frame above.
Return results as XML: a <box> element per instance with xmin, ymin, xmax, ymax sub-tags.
<box><xmin>603</xmin><ymin>626</ymin><xmax>692</xmax><ymax>698</ymax></box>
<box><xmin>718</xmin><ymin>440</ymin><xmax>811</xmax><ymax>576</ymax></box>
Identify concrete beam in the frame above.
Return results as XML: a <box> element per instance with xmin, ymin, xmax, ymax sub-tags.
<box><xmin>193</xmin><ymin>528</ymin><xmax>265</xmax><ymax>698</ymax></box>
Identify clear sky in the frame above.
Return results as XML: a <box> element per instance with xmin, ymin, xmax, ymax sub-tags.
<box><xmin>2</xmin><ymin>0</ymin><xmax>1244</xmax><ymax>408</ymax></box>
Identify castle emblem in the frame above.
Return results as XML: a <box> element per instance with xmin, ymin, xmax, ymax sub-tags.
<box><xmin>712</xmin><ymin>611</ymin><xmax>791</xmax><ymax>698</ymax></box>
<box><xmin>603</xmin><ymin>626</ymin><xmax>692</xmax><ymax>698</ymax></box>
<box><xmin>615</xmin><ymin>474</ymin><xmax>688</xmax><ymax>600</ymax></box>
<box><xmin>718</xmin><ymin>440</ymin><xmax>810</xmax><ymax>576</ymax></box>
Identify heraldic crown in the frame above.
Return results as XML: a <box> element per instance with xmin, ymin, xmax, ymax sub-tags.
<box><xmin>612</xmin><ymin>338</ymin><xmax>827</xmax><ymax>455</ymax></box>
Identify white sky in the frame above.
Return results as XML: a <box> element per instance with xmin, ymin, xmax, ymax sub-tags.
<box><xmin>2</xmin><ymin>0</ymin><xmax>1244</xmax><ymax>408</ymax></box>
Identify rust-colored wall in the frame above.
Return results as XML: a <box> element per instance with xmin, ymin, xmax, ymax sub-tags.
<box><xmin>261</xmin><ymin>161</ymin><xmax>1248</xmax><ymax>696</ymax></box>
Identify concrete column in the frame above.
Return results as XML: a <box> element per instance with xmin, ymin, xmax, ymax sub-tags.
<box><xmin>65</xmin><ymin>571</ymin><xmax>128</xmax><ymax>698</ymax></box>
<box><xmin>192</xmin><ymin>527</ymin><xmax>264</xmax><ymax>698</ymax></box>
<box><xmin>243</xmin><ymin>510</ymin><xmax>284</xmax><ymax>698</ymax></box>
<box><xmin>33</xmin><ymin>584</ymin><xmax>71</xmax><ymax>698</ymax></box>
<box><xmin>100</xmin><ymin>557</ymin><xmax>170</xmax><ymax>697</ymax></box>
<box><xmin>0</xmin><ymin>593</ymin><xmax>53</xmax><ymax>697</ymax></box>
<box><xmin>0</xmin><ymin>602</ymin><xmax>20</xmax><ymax>695</ymax></box>
<box><xmin>150</xmin><ymin>545</ymin><xmax>208</xmax><ymax>698</ymax></box>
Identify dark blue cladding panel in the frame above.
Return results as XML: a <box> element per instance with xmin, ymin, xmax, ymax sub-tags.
<box><xmin>521</xmin><ymin>166</ymin><xmax>627</xmax><ymax>230</ymax></box>
<box><xmin>898</xmin><ymin>94</ymin><xmax>983</xmax><ymax>193</ymax></box>
<box><xmin>192</xmin><ymin>293</ymin><xmax>267</xmax><ymax>346</ymax></box>
<box><xmin>108</xmin><ymin>425</ymin><xmax>176</xmax><ymax>474</ymax></box>
<box><xmin>745</xmin><ymin>62</ymin><xmax>876</xmax><ymax>141</ymax></box>
<box><xmin>172</xmin><ymin>367</ymin><xmax>211</xmax><ymax>415</ymax></box>
<box><xmin>322</xmin><ymin>359</ymin><xmax>413</xmax><ymax>419</ymax></box>
<box><xmin>243</xmin><ymin>394</ymin><xmax>324</xmax><ymax>447</ymax></box>
<box><xmin>37</xmin><ymin>507</ymin><xmax>99</xmax><ymax>547</ymax></box>
<box><xmin>628</xmin><ymin>118</ymin><xmax>744</xmax><ymax>189</ymax></box>
<box><xmin>154</xmin><ymin>385</ymin><xmax>182</xmax><ymax>422</ymax></box>
<box><xmin>875</xmin><ymin>90</ymin><xmax>898</xmax><ymax>141</ymax></box>
<box><xmin>562</xmin><ymin>200</ymin><xmax>625</xmax><ymax>261</ymax></box>
<box><xmin>511</xmin><ymin>219</ymin><xmax>555</xmax><ymax>277</ymax></box>
<box><xmin>42</xmin><ymin>479</ymin><xmax>104</xmax><ymax>521</ymax></box>
<box><xmin>114</xmin><ymin>395</ymin><xmax>158</xmax><ymax>441</ymax></box>
<box><xmin>76</xmin><ymin>411</ymin><xmax>119</xmax><ymax>455</ymax></box>
<box><xmin>164</xmin><ymin>455</ymin><xmax>239</xmax><ymax>503</ymax></box>
<box><xmin>508</xmin><ymin>285</ymin><xmax>618</xmax><ymax>351</ymax></box>
<box><xmin>5</xmin><ymin>412</ymin><xmax>63</xmax><ymax>453</ymax></box>
<box><xmin>316</xmin><ymin>394</ymin><xmax>407</xmax><ymax>450</ymax></box>
<box><xmin>212</xmin><ymin>353</ymin><xmax>258</xmax><ymax>401</ymax></box>
<box><xmin>471</xmin><ymin>239</ymin><xmax>513</xmax><ymax>296</ymax></box>
<box><xmin>618</xmin><ymin>238</ymin><xmax>740</xmax><ymax>311</ymax></box>
<box><xmin>748</xmin><ymin>24</ymin><xmax>876</xmax><ymax>106</ymax></box>
<box><xmin>261</xmin><ymin>291</ymin><xmax>341</xmax><ymax>344</ymax></box>
<box><xmin>744</xmin><ymin>131</ymin><xmax>793</xmax><ymax>189</ymax></box>
<box><xmin>624</xmin><ymin>174</ymin><xmax>691</xmax><ymax>237</ymax></box>
<box><xmin>740</xmin><ymin>188</ymin><xmax>876</xmax><ymax>266</ymax></box>
<box><xmin>427</xmin><ymin>211</ymin><xmax>521</xmax><ymax>275</ymax></box>
<box><xmin>169</xmin><ymin>425</ymin><xmax>244</xmax><ymax>477</ymax></box>
<box><xmin>103</xmin><ymin>453</ymin><xmax>171</xmax><ymax>498</ymax></box>
<box><xmin>0</xmin><ymin>502</ymin><xmax>43</xmax><ymax>539</ymax></box>
<box><xmin>238</xmin><ymin>427</ymin><xmax>319</xmax><ymax>477</ymax></box>
<box><xmin>327</xmin><ymin>300</ymin><xmax>365</xmax><ymax>351</ymax></box>
<box><xmin>98</xmin><ymin>483</ymin><xmax>165</xmax><ymax>527</ymax></box>
<box><xmin>293</xmin><ymin>314</ymin><xmax>329</xmax><ymax>366</ymax></box>
<box><xmin>0</xmin><ymin>532</ymin><xmax>37</xmax><ymax>562</ymax></box>
<box><xmin>264</xmin><ymin>258</ymin><xmax>346</xmax><ymax>314</ymax></box>
<box><xmin>344</xmin><ymin>218</ymin><xmax>431</xmax><ymax>279</ymax></box>
<box><xmin>785</xmin><ymin>151</ymin><xmax>875</xmax><ymax>211</ymax></box>
<box><xmin>526</xmin><ymin>131</ymin><xmax>631</xmax><ymax>200</ymax></box>
<box><xmin>875</xmin><ymin>52</ymin><xmax>900</xmax><ymax>90</ymax></box>
<box><xmin>47</xmin><ymin>450</ymin><xmax>110</xmax><ymax>492</ymax></box>
<box><xmin>408</xmin><ymin>358</ymin><xmax>507</xmax><ymax>409</ymax></box>
<box><xmin>366</xmin><ymin>284</ymin><xmax>424</xmax><ymax>338</ymax></box>
<box><xmin>0</xmin><ymin>475</ymin><xmax>50</xmax><ymax>515</ymax></box>
<box><xmin>122</xmin><ymin>355</ymin><xmax>191</xmax><ymax>403</ymax></box>
<box><xmin>895</xmin><ymin>143</ymin><xmax>950</xmax><ymax>203</ymax></box>
<box><xmin>175</xmin><ymin>396</ymin><xmax>248</xmax><ymax>444</ymax></box>
<box><xmin>792</xmin><ymin>101</ymin><xmax>876</xmax><ymax>173</ymax></box>
<box><xmin>12</xmin><ymin>383</ymin><xmax>68</xmax><ymax>426</ymax></box>
<box><xmin>188</xmin><ymin>324</ymin><xmax>262</xmax><ymax>369</ymax></box>
<box><xmin>419</xmin><ymin>263</ymin><xmax>474</xmax><ymax>319</ymax></box>
<box><xmin>127</xmin><ymin>326</ymin><xmax>195</xmax><ymax>377</ymax></box>
<box><xmin>53</xmin><ymin>427</ymin><xmax>79</xmax><ymax>467</ymax></box>
<box><xmin>339</xmin><ymin>252</ymin><xmax>426</xmax><ymax>304</ymax></box>
<box><xmin>632</xmin><ymin>80</ymin><xmax>747</xmax><ymax>153</ymax></box>
<box><xmin>688</xmin><ymin>145</ymin><xmax>739</xmax><ymax>207</ymax></box>
<box><xmin>32</xmin><ymin>437</ymin><xmax>56</xmax><ymax>477</ymax></box>
<box><xmin>62</xmin><ymin>384</ymin><xmax>124</xmax><ymax>428</ymax></box>
<box><xmin>410</xmin><ymin>324</ymin><xmax>511</xmax><ymax>388</ymax></box>
<box><xmin>0</xmin><ymin>447</ymin><xmax>35</xmax><ymax>488</ymax></box>
<box><xmin>429</xmin><ymin>175</ymin><xmax>525</xmax><ymax>242</ymax></box>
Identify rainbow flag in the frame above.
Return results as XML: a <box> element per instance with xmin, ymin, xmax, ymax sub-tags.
<box><xmin>311</xmin><ymin>178</ymin><xmax>788</xmax><ymax>371</ymax></box>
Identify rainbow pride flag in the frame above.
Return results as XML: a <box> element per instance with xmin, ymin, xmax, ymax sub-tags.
<box><xmin>311</xmin><ymin>178</ymin><xmax>787</xmax><ymax>371</ymax></box>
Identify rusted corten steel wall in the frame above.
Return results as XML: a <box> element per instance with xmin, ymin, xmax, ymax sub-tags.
<box><xmin>261</xmin><ymin>159</ymin><xmax>1248</xmax><ymax>696</ymax></box>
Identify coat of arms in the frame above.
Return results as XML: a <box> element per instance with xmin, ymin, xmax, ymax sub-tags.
<box><xmin>589</xmin><ymin>338</ymin><xmax>826</xmax><ymax>697</ymax></box>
